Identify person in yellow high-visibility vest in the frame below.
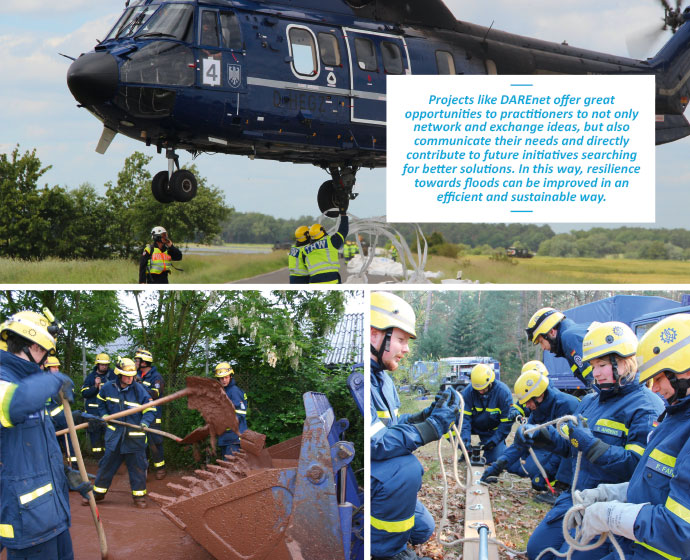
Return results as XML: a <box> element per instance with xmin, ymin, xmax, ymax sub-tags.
<box><xmin>303</xmin><ymin>212</ymin><xmax>348</xmax><ymax>284</ymax></box>
<box><xmin>289</xmin><ymin>225</ymin><xmax>311</xmax><ymax>284</ymax></box>
<box><xmin>139</xmin><ymin>226</ymin><xmax>182</xmax><ymax>284</ymax></box>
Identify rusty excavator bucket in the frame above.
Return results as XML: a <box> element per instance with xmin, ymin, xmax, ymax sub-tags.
<box><xmin>149</xmin><ymin>390</ymin><xmax>363</xmax><ymax>560</ymax></box>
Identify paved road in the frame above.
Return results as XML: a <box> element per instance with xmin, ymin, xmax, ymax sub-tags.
<box><xmin>182</xmin><ymin>246</ymin><xmax>271</xmax><ymax>255</ymax></box>
<box><xmin>231</xmin><ymin>259</ymin><xmax>395</xmax><ymax>284</ymax></box>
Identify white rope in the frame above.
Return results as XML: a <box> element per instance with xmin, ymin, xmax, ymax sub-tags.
<box><xmin>322</xmin><ymin>212</ymin><xmax>431</xmax><ymax>283</ymax></box>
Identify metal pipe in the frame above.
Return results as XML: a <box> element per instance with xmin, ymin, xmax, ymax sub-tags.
<box><xmin>478</xmin><ymin>524</ymin><xmax>490</xmax><ymax>560</ymax></box>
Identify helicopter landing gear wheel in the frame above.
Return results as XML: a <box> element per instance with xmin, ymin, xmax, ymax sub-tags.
<box><xmin>317</xmin><ymin>180</ymin><xmax>347</xmax><ymax>218</ymax></box>
<box><xmin>169</xmin><ymin>170</ymin><xmax>198</xmax><ymax>202</ymax></box>
<box><xmin>151</xmin><ymin>171</ymin><xmax>174</xmax><ymax>203</ymax></box>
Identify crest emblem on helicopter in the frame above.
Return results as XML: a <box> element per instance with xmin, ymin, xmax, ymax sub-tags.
<box><xmin>228</xmin><ymin>65</ymin><xmax>241</xmax><ymax>88</ymax></box>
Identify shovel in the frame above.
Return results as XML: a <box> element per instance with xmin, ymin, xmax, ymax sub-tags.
<box><xmin>60</xmin><ymin>391</ymin><xmax>108</xmax><ymax>559</ymax></box>
<box><xmin>57</xmin><ymin>376</ymin><xmax>239</xmax><ymax>438</ymax></box>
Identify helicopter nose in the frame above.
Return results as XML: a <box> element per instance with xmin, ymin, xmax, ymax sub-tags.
<box><xmin>67</xmin><ymin>52</ymin><xmax>118</xmax><ymax>106</ymax></box>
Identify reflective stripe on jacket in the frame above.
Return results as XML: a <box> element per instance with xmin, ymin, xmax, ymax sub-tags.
<box><xmin>0</xmin><ymin>350</ymin><xmax>71</xmax><ymax>549</ymax></box>
<box><xmin>288</xmin><ymin>245</ymin><xmax>309</xmax><ymax>278</ymax></box>
<box><xmin>628</xmin><ymin>394</ymin><xmax>690</xmax><ymax>560</ymax></box>
<box><xmin>303</xmin><ymin>235</ymin><xmax>342</xmax><ymax>277</ymax></box>
<box><xmin>460</xmin><ymin>380</ymin><xmax>514</xmax><ymax>447</ymax></box>
<box><xmin>97</xmin><ymin>380</ymin><xmax>156</xmax><ymax>453</ymax></box>
<box><xmin>146</xmin><ymin>246</ymin><xmax>172</xmax><ymax>275</ymax></box>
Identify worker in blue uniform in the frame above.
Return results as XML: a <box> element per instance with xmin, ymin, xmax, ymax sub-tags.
<box><xmin>459</xmin><ymin>363</ymin><xmax>514</xmax><ymax>464</ymax></box>
<box><xmin>481</xmin><ymin>364</ymin><xmax>579</xmax><ymax>504</ymax></box>
<box><xmin>80</xmin><ymin>352</ymin><xmax>115</xmax><ymax>454</ymax></box>
<box><xmin>0</xmin><ymin>310</ymin><xmax>76</xmax><ymax>559</ymax></box>
<box><xmin>525</xmin><ymin>322</ymin><xmax>665</xmax><ymax>560</ymax></box>
<box><xmin>215</xmin><ymin>362</ymin><xmax>248</xmax><ymax>457</ymax></box>
<box><xmin>370</xmin><ymin>291</ymin><xmax>459</xmax><ymax>560</ymax></box>
<box><xmin>526</xmin><ymin>307</ymin><xmax>594</xmax><ymax>389</ymax></box>
<box><xmin>134</xmin><ymin>348</ymin><xmax>166</xmax><ymax>479</ymax></box>
<box><xmin>91</xmin><ymin>357</ymin><xmax>157</xmax><ymax>509</ymax></box>
<box><xmin>573</xmin><ymin>313</ymin><xmax>690</xmax><ymax>560</ymax></box>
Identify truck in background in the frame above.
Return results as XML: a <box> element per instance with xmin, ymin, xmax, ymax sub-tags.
<box><xmin>542</xmin><ymin>294</ymin><xmax>690</xmax><ymax>394</ymax></box>
<box><xmin>439</xmin><ymin>356</ymin><xmax>501</xmax><ymax>392</ymax></box>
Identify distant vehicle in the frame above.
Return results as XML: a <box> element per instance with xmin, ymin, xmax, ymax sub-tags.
<box><xmin>506</xmin><ymin>247</ymin><xmax>533</xmax><ymax>259</ymax></box>
<box><xmin>542</xmin><ymin>294</ymin><xmax>690</xmax><ymax>394</ymax></box>
<box><xmin>273</xmin><ymin>240</ymin><xmax>292</xmax><ymax>250</ymax></box>
<box><xmin>439</xmin><ymin>356</ymin><xmax>500</xmax><ymax>392</ymax></box>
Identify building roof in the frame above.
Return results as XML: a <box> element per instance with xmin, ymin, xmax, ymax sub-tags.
<box><xmin>325</xmin><ymin>313</ymin><xmax>363</xmax><ymax>367</ymax></box>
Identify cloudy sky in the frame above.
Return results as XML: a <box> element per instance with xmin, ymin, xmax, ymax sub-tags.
<box><xmin>1</xmin><ymin>0</ymin><xmax>687</xmax><ymax>230</ymax></box>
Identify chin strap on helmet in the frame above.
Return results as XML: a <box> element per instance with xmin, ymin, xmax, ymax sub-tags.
<box><xmin>597</xmin><ymin>355</ymin><xmax>622</xmax><ymax>395</ymax></box>
<box><xmin>371</xmin><ymin>328</ymin><xmax>392</xmax><ymax>365</ymax></box>
<box><xmin>22</xmin><ymin>345</ymin><xmax>49</xmax><ymax>368</ymax></box>
<box><xmin>665</xmin><ymin>372</ymin><xmax>690</xmax><ymax>403</ymax></box>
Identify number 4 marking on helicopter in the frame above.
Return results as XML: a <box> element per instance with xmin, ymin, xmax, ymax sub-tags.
<box><xmin>203</xmin><ymin>58</ymin><xmax>220</xmax><ymax>86</ymax></box>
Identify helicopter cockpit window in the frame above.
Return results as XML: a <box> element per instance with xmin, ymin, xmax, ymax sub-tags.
<box><xmin>288</xmin><ymin>27</ymin><xmax>318</xmax><ymax>77</ymax></box>
<box><xmin>135</xmin><ymin>4</ymin><xmax>194</xmax><ymax>43</ymax></box>
<box><xmin>318</xmin><ymin>33</ymin><xmax>340</xmax><ymax>66</ymax></box>
<box><xmin>220</xmin><ymin>12</ymin><xmax>242</xmax><ymax>50</ymax></box>
<box><xmin>381</xmin><ymin>41</ymin><xmax>403</xmax><ymax>74</ymax></box>
<box><xmin>121</xmin><ymin>41</ymin><xmax>195</xmax><ymax>86</ymax></box>
<box><xmin>436</xmin><ymin>51</ymin><xmax>456</xmax><ymax>75</ymax></box>
<box><xmin>106</xmin><ymin>4</ymin><xmax>159</xmax><ymax>40</ymax></box>
<box><xmin>354</xmin><ymin>37</ymin><xmax>376</xmax><ymax>71</ymax></box>
<box><xmin>200</xmin><ymin>10</ymin><xmax>220</xmax><ymax>47</ymax></box>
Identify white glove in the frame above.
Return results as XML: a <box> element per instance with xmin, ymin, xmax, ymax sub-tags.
<box><xmin>573</xmin><ymin>482</ymin><xmax>629</xmax><ymax>508</ymax></box>
<box><xmin>580</xmin><ymin>500</ymin><xmax>645</xmax><ymax>544</ymax></box>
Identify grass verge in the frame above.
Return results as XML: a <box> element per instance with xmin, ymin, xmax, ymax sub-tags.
<box><xmin>0</xmin><ymin>251</ymin><xmax>287</xmax><ymax>284</ymax></box>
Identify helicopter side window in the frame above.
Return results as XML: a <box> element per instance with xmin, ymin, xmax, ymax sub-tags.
<box><xmin>135</xmin><ymin>4</ymin><xmax>194</xmax><ymax>42</ymax></box>
<box><xmin>354</xmin><ymin>38</ymin><xmax>376</xmax><ymax>71</ymax></box>
<box><xmin>220</xmin><ymin>12</ymin><xmax>242</xmax><ymax>50</ymax></box>
<box><xmin>200</xmin><ymin>10</ymin><xmax>220</xmax><ymax>47</ymax></box>
<box><xmin>381</xmin><ymin>41</ymin><xmax>403</xmax><ymax>74</ymax></box>
<box><xmin>436</xmin><ymin>51</ymin><xmax>456</xmax><ymax>75</ymax></box>
<box><xmin>318</xmin><ymin>33</ymin><xmax>340</xmax><ymax>66</ymax></box>
<box><xmin>288</xmin><ymin>27</ymin><xmax>318</xmax><ymax>77</ymax></box>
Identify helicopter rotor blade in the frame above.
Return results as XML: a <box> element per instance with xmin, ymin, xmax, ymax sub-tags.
<box><xmin>626</xmin><ymin>22</ymin><xmax>666</xmax><ymax>59</ymax></box>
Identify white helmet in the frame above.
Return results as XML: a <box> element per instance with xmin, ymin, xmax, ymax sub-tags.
<box><xmin>151</xmin><ymin>226</ymin><xmax>167</xmax><ymax>238</ymax></box>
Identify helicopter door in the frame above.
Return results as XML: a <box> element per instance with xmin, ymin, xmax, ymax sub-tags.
<box><xmin>197</xmin><ymin>8</ymin><xmax>246</xmax><ymax>94</ymax></box>
<box><xmin>343</xmin><ymin>29</ymin><xmax>409</xmax><ymax>125</ymax></box>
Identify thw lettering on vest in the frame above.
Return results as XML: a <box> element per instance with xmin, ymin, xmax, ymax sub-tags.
<box><xmin>305</xmin><ymin>239</ymin><xmax>328</xmax><ymax>253</ymax></box>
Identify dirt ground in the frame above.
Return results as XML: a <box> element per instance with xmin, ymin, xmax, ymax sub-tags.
<box><xmin>0</xmin><ymin>462</ymin><xmax>215</xmax><ymax>560</ymax></box>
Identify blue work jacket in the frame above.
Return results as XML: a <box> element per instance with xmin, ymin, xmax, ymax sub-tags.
<box><xmin>500</xmin><ymin>387</ymin><xmax>579</xmax><ymax>473</ymax></box>
<box><xmin>218</xmin><ymin>378</ymin><xmax>248</xmax><ymax>447</ymax></box>
<box><xmin>460</xmin><ymin>380</ymin><xmax>514</xmax><ymax>448</ymax></box>
<box><xmin>551</xmin><ymin>382</ymin><xmax>664</xmax><ymax>489</ymax></box>
<box><xmin>80</xmin><ymin>366</ymin><xmax>116</xmax><ymax>413</ymax></box>
<box><xmin>96</xmin><ymin>379</ymin><xmax>156</xmax><ymax>453</ymax></box>
<box><xmin>553</xmin><ymin>317</ymin><xmax>594</xmax><ymax>388</ymax></box>
<box><xmin>139</xmin><ymin>366</ymin><xmax>164</xmax><ymax>425</ymax></box>
<box><xmin>0</xmin><ymin>350</ymin><xmax>71</xmax><ymax>550</ymax></box>
<box><xmin>626</xmin><ymin>394</ymin><xmax>690</xmax><ymax>560</ymax></box>
<box><xmin>370</xmin><ymin>358</ymin><xmax>425</xmax><ymax>463</ymax></box>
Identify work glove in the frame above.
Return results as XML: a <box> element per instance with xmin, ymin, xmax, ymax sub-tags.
<box><xmin>81</xmin><ymin>412</ymin><xmax>106</xmax><ymax>430</ymax></box>
<box><xmin>508</xmin><ymin>407</ymin><xmax>522</xmax><ymax>422</ymax></box>
<box><xmin>64</xmin><ymin>466</ymin><xmax>94</xmax><ymax>499</ymax></box>
<box><xmin>406</xmin><ymin>391</ymin><xmax>444</xmax><ymax>423</ymax></box>
<box><xmin>414</xmin><ymin>389</ymin><xmax>456</xmax><ymax>444</ymax></box>
<box><xmin>54</xmin><ymin>372</ymin><xmax>74</xmax><ymax>403</ymax></box>
<box><xmin>579</xmin><ymin>501</ymin><xmax>645</xmax><ymax>544</ymax></box>
<box><xmin>574</xmin><ymin>482</ymin><xmax>629</xmax><ymax>509</ymax></box>
<box><xmin>483</xmin><ymin>439</ymin><xmax>497</xmax><ymax>452</ymax></box>
<box><xmin>568</xmin><ymin>417</ymin><xmax>610</xmax><ymax>463</ymax></box>
<box><xmin>516</xmin><ymin>424</ymin><xmax>554</xmax><ymax>448</ymax></box>
<box><xmin>480</xmin><ymin>458</ymin><xmax>507</xmax><ymax>483</ymax></box>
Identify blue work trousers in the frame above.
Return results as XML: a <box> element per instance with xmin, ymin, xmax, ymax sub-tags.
<box><xmin>6</xmin><ymin>529</ymin><xmax>73</xmax><ymax>560</ymax></box>
<box><xmin>483</xmin><ymin>441</ymin><xmax>506</xmax><ymax>464</ymax></box>
<box><xmin>371</xmin><ymin>454</ymin><xmax>434</xmax><ymax>558</ymax></box>
<box><xmin>527</xmin><ymin>492</ymin><xmax>631</xmax><ymax>560</ymax></box>
<box><xmin>148</xmin><ymin>433</ymin><xmax>165</xmax><ymax>470</ymax></box>
<box><xmin>94</xmin><ymin>444</ymin><xmax>148</xmax><ymax>496</ymax></box>
<box><xmin>87</xmin><ymin>424</ymin><xmax>105</xmax><ymax>453</ymax></box>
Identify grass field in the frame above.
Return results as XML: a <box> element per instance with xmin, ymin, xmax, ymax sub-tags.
<box><xmin>426</xmin><ymin>254</ymin><xmax>690</xmax><ymax>283</ymax></box>
<box><xmin>0</xmin><ymin>251</ymin><xmax>287</xmax><ymax>284</ymax></box>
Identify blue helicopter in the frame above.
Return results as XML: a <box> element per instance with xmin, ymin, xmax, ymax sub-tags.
<box><xmin>66</xmin><ymin>0</ymin><xmax>690</xmax><ymax>215</ymax></box>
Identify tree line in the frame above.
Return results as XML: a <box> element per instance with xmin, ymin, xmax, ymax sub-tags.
<box><xmin>394</xmin><ymin>290</ymin><xmax>686</xmax><ymax>390</ymax></box>
<box><xmin>0</xmin><ymin>147</ymin><xmax>230</xmax><ymax>260</ymax></box>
